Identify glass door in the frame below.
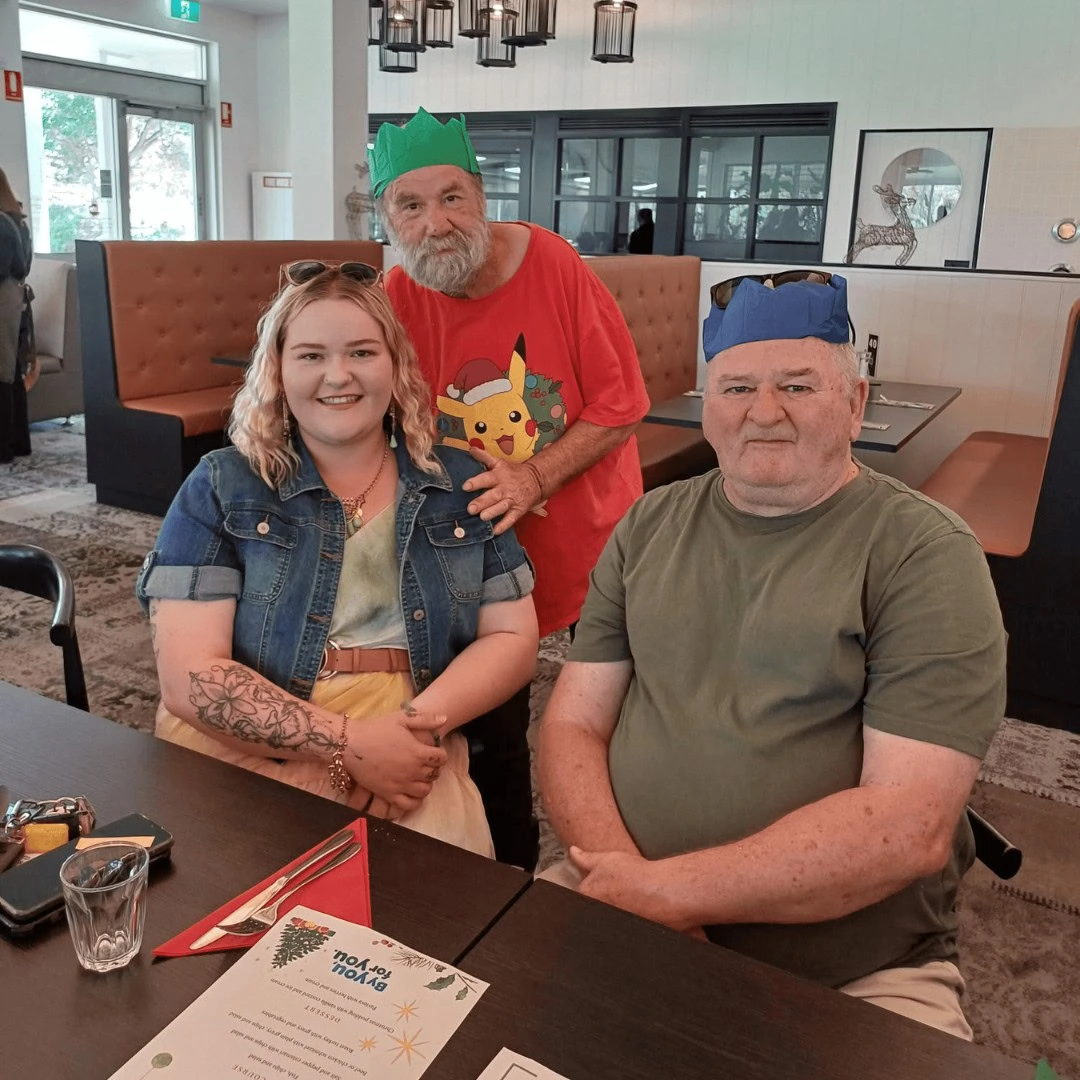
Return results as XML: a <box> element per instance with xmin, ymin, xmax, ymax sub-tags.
<box><xmin>119</xmin><ymin>104</ymin><xmax>205</xmax><ymax>240</ymax></box>
<box><xmin>22</xmin><ymin>87</ymin><xmax>123</xmax><ymax>253</ymax></box>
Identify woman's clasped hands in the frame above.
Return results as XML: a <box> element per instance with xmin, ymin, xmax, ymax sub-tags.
<box><xmin>342</xmin><ymin>706</ymin><xmax>448</xmax><ymax>819</ymax></box>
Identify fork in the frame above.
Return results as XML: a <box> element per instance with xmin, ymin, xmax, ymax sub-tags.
<box><xmin>216</xmin><ymin>841</ymin><xmax>362</xmax><ymax>936</ymax></box>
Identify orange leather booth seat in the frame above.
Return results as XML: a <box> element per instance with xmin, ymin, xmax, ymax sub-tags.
<box><xmin>587</xmin><ymin>255</ymin><xmax>715</xmax><ymax>490</ymax></box>
<box><xmin>920</xmin><ymin>298</ymin><xmax>1079</xmax><ymax>557</ymax></box>
<box><xmin>104</xmin><ymin>240</ymin><xmax>385</xmax><ymax>435</ymax></box>
<box><xmin>79</xmin><ymin>239</ymin><xmax>385</xmax><ymax>515</ymax></box>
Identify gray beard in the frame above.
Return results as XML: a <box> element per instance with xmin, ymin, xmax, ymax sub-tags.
<box><xmin>393</xmin><ymin>219</ymin><xmax>492</xmax><ymax>296</ymax></box>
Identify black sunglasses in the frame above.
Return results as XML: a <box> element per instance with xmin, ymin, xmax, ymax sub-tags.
<box><xmin>709</xmin><ymin>269</ymin><xmax>855</xmax><ymax>343</ymax></box>
<box><xmin>279</xmin><ymin>260</ymin><xmax>382</xmax><ymax>289</ymax></box>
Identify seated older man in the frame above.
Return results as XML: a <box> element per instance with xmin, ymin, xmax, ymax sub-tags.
<box><xmin>537</xmin><ymin>272</ymin><xmax>1006</xmax><ymax>1040</ymax></box>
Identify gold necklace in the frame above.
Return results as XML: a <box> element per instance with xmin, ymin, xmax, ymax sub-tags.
<box><xmin>338</xmin><ymin>438</ymin><xmax>390</xmax><ymax>531</ymax></box>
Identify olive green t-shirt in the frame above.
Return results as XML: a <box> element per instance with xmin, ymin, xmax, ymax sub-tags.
<box><xmin>569</xmin><ymin>465</ymin><xmax>1007</xmax><ymax>988</ymax></box>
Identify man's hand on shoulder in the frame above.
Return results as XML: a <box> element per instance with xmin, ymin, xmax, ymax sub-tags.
<box><xmin>463</xmin><ymin>447</ymin><xmax>547</xmax><ymax>535</ymax></box>
<box><xmin>569</xmin><ymin>845</ymin><xmax>691</xmax><ymax>931</ymax></box>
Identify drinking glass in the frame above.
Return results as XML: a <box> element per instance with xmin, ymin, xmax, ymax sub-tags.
<box><xmin>59</xmin><ymin>841</ymin><xmax>149</xmax><ymax>972</ymax></box>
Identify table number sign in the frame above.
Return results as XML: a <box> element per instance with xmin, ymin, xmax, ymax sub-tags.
<box><xmin>110</xmin><ymin>907</ymin><xmax>488</xmax><ymax>1079</ymax></box>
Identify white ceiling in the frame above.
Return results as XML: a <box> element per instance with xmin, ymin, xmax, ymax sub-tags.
<box><xmin>210</xmin><ymin>0</ymin><xmax>288</xmax><ymax>16</ymax></box>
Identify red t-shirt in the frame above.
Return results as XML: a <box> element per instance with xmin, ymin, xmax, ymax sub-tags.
<box><xmin>386</xmin><ymin>224</ymin><xmax>650</xmax><ymax>636</ymax></box>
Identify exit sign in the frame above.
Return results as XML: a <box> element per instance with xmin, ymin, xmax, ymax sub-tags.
<box><xmin>168</xmin><ymin>0</ymin><xmax>201</xmax><ymax>22</ymax></box>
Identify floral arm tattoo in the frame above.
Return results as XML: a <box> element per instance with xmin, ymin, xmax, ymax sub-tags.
<box><xmin>188</xmin><ymin>664</ymin><xmax>337</xmax><ymax>754</ymax></box>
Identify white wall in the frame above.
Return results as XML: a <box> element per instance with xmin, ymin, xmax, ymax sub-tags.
<box><xmin>12</xmin><ymin>0</ymin><xmax>263</xmax><ymax>239</ymax></box>
<box><xmin>980</xmin><ymin>128</ymin><xmax>1080</xmax><ymax>273</ymax></box>
<box><xmin>369</xmin><ymin>0</ymin><xmax>1080</xmax><ymax>263</ymax></box>
<box><xmin>256</xmin><ymin>13</ymin><xmax>290</xmax><ymax>172</ymax></box>
<box><xmin>0</xmin><ymin>0</ymin><xmax>30</xmax><ymax>208</ymax></box>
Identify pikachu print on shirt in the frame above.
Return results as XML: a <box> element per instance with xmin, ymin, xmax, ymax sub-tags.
<box><xmin>434</xmin><ymin>335</ymin><xmax>567</xmax><ymax>462</ymax></box>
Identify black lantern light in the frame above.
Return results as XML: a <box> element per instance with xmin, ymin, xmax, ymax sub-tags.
<box><xmin>383</xmin><ymin>0</ymin><xmax>425</xmax><ymax>53</ymax></box>
<box><xmin>425</xmin><ymin>1</ymin><xmax>454</xmax><ymax>47</ymax></box>
<box><xmin>368</xmin><ymin>0</ymin><xmax>384</xmax><ymax>46</ymax></box>
<box><xmin>476</xmin><ymin>34</ymin><xmax>516</xmax><ymax>66</ymax></box>
<box><xmin>502</xmin><ymin>0</ymin><xmax>555</xmax><ymax>46</ymax></box>
<box><xmin>477</xmin><ymin>0</ymin><xmax>517</xmax><ymax>64</ymax></box>
<box><xmin>458</xmin><ymin>0</ymin><xmax>488</xmax><ymax>38</ymax></box>
<box><xmin>591</xmin><ymin>0</ymin><xmax>636</xmax><ymax>63</ymax></box>
<box><xmin>379</xmin><ymin>41</ymin><xmax>419</xmax><ymax>71</ymax></box>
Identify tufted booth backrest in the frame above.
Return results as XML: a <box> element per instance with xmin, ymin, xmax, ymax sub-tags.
<box><xmin>587</xmin><ymin>255</ymin><xmax>701</xmax><ymax>403</ymax></box>
<box><xmin>102</xmin><ymin>241</ymin><xmax>384</xmax><ymax>403</ymax></box>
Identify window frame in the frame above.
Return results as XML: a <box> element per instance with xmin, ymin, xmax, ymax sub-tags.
<box><xmin>369</xmin><ymin>103</ymin><xmax>836</xmax><ymax>261</ymax></box>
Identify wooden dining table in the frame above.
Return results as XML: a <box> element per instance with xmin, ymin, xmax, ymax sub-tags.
<box><xmin>429</xmin><ymin>882</ymin><xmax>1030</xmax><ymax>1080</ymax></box>
<box><xmin>0</xmin><ymin>682</ymin><xmax>1034</xmax><ymax>1080</ymax></box>
<box><xmin>644</xmin><ymin>380</ymin><xmax>961</xmax><ymax>453</ymax></box>
<box><xmin>0</xmin><ymin>681</ymin><xmax>529</xmax><ymax>1080</ymax></box>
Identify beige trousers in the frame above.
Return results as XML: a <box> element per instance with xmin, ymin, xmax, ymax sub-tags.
<box><xmin>538</xmin><ymin>858</ymin><xmax>973</xmax><ymax>1041</ymax></box>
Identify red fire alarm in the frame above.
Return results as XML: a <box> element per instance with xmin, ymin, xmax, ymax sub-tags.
<box><xmin>220</xmin><ymin>101</ymin><xmax>233</xmax><ymax>128</ymax></box>
<box><xmin>3</xmin><ymin>70</ymin><xmax>23</xmax><ymax>103</ymax></box>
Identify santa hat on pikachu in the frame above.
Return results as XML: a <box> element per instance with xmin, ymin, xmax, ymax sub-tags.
<box><xmin>444</xmin><ymin>357</ymin><xmax>512</xmax><ymax>407</ymax></box>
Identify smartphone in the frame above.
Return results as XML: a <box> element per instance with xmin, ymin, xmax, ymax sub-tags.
<box><xmin>0</xmin><ymin>812</ymin><xmax>173</xmax><ymax>937</ymax></box>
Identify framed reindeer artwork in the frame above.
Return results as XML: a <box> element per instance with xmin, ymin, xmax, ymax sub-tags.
<box><xmin>846</xmin><ymin>129</ymin><xmax>991</xmax><ymax>269</ymax></box>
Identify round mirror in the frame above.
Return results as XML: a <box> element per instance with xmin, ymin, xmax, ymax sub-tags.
<box><xmin>880</xmin><ymin>149</ymin><xmax>962</xmax><ymax>230</ymax></box>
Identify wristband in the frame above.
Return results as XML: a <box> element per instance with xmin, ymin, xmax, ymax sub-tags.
<box><xmin>523</xmin><ymin>460</ymin><xmax>546</xmax><ymax>502</ymax></box>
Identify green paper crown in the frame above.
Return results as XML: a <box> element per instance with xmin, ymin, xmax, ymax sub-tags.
<box><xmin>368</xmin><ymin>107</ymin><xmax>480</xmax><ymax>198</ymax></box>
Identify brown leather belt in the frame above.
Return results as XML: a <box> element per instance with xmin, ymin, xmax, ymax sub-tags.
<box><xmin>318</xmin><ymin>645</ymin><xmax>411</xmax><ymax>678</ymax></box>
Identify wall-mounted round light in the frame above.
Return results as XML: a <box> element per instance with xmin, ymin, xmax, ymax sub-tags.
<box><xmin>1052</xmin><ymin>218</ymin><xmax>1078</xmax><ymax>243</ymax></box>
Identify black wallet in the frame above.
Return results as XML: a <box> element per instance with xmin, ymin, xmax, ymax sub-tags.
<box><xmin>0</xmin><ymin>812</ymin><xmax>174</xmax><ymax>937</ymax></box>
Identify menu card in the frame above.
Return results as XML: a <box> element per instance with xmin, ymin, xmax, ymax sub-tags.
<box><xmin>110</xmin><ymin>907</ymin><xmax>488</xmax><ymax>1080</ymax></box>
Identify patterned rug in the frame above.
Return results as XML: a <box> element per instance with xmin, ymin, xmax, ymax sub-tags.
<box><xmin>2</xmin><ymin>422</ymin><xmax>1076</xmax><ymax>1076</ymax></box>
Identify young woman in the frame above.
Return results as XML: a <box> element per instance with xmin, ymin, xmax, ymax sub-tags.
<box><xmin>137</xmin><ymin>262</ymin><xmax>539</xmax><ymax>856</ymax></box>
<box><xmin>0</xmin><ymin>168</ymin><xmax>32</xmax><ymax>463</ymax></box>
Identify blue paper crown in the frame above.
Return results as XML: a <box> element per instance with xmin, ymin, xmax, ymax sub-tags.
<box><xmin>702</xmin><ymin>275</ymin><xmax>850</xmax><ymax>361</ymax></box>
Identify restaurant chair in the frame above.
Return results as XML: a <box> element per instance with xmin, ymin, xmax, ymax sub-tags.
<box><xmin>0</xmin><ymin>544</ymin><xmax>89</xmax><ymax>712</ymax></box>
<box><xmin>966</xmin><ymin>806</ymin><xmax>1022</xmax><ymax>880</ymax></box>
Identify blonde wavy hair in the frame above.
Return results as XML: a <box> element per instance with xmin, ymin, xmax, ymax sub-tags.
<box><xmin>229</xmin><ymin>272</ymin><xmax>440</xmax><ymax>486</ymax></box>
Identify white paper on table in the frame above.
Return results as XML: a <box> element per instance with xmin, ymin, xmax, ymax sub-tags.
<box><xmin>476</xmin><ymin>1048</ymin><xmax>573</xmax><ymax>1080</ymax></box>
<box><xmin>110</xmin><ymin>906</ymin><xmax>488</xmax><ymax>1080</ymax></box>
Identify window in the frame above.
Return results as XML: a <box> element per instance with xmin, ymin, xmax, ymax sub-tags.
<box><xmin>685</xmin><ymin>133</ymin><xmax>830</xmax><ymax>262</ymax></box>
<box><xmin>19</xmin><ymin>7</ymin><xmax>207</xmax><ymax>80</ymax></box>
<box><xmin>369</xmin><ymin>104</ymin><xmax>835</xmax><ymax>261</ymax></box>
<box><xmin>19</xmin><ymin>8</ymin><xmax>210</xmax><ymax>250</ymax></box>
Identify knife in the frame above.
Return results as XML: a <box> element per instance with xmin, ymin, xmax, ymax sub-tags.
<box><xmin>188</xmin><ymin>826</ymin><xmax>354</xmax><ymax>951</ymax></box>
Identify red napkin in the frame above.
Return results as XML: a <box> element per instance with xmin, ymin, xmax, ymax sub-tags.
<box><xmin>153</xmin><ymin>818</ymin><xmax>370</xmax><ymax>958</ymax></box>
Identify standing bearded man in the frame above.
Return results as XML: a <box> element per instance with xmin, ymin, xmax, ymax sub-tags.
<box><xmin>370</xmin><ymin>108</ymin><xmax>651</xmax><ymax>870</ymax></box>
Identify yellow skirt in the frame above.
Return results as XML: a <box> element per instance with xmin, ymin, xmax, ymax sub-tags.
<box><xmin>155</xmin><ymin>671</ymin><xmax>493</xmax><ymax>858</ymax></box>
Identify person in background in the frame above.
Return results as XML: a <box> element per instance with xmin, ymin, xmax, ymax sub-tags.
<box><xmin>371</xmin><ymin>108</ymin><xmax>651</xmax><ymax>871</ymax></box>
<box><xmin>0</xmin><ymin>168</ymin><xmax>32</xmax><ymax>464</ymax></box>
<box><xmin>627</xmin><ymin>207</ymin><xmax>654</xmax><ymax>254</ymax></box>
<box><xmin>137</xmin><ymin>263</ymin><xmax>538</xmax><ymax>857</ymax></box>
<box><xmin>538</xmin><ymin>273</ymin><xmax>1006</xmax><ymax>1039</ymax></box>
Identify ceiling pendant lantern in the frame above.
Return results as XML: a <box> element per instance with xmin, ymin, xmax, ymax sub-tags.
<box><xmin>368</xmin><ymin>0</ymin><xmax>384</xmax><ymax>46</ymax></box>
<box><xmin>457</xmin><ymin>0</ymin><xmax>488</xmax><ymax>39</ymax></box>
<box><xmin>476</xmin><ymin>27</ymin><xmax>516</xmax><ymax>66</ymax></box>
<box><xmin>379</xmin><ymin>41</ymin><xmax>419</xmax><ymax>72</ymax></box>
<box><xmin>383</xmin><ymin>0</ymin><xmax>425</xmax><ymax>52</ymax></box>
<box><xmin>502</xmin><ymin>0</ymin><xmax>555</xmax><ymax>46</ymax></box>
<box><xmin>425</xmin><ymin>1</ymin><xmax>455</xmax><ymax>47</ymax></box>
<box><xmin>592</xmin><ymin>0</ymin><xmax>636</xmax><ymax>63</ymax></box>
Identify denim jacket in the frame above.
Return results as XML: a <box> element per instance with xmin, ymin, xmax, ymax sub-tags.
<box><xmin>136</xmin><ymin>438</ymin><xmax>534</xmax><ymax>701</ymax></box>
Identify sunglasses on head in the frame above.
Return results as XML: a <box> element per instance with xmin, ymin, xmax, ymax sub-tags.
<box><xmin>709</xmin><ymin>269</ymin><xmax>855</xmax><ymax>343</ymax></box>
<box><xmin>279</xmin><ymin>260</ymin><xmax>382</xmax><ymax>290</ymax></box>
<box><xmin>709</xmin><ymin>269</ymin><xmax>834</xmax><ymax>309</ymax></box>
